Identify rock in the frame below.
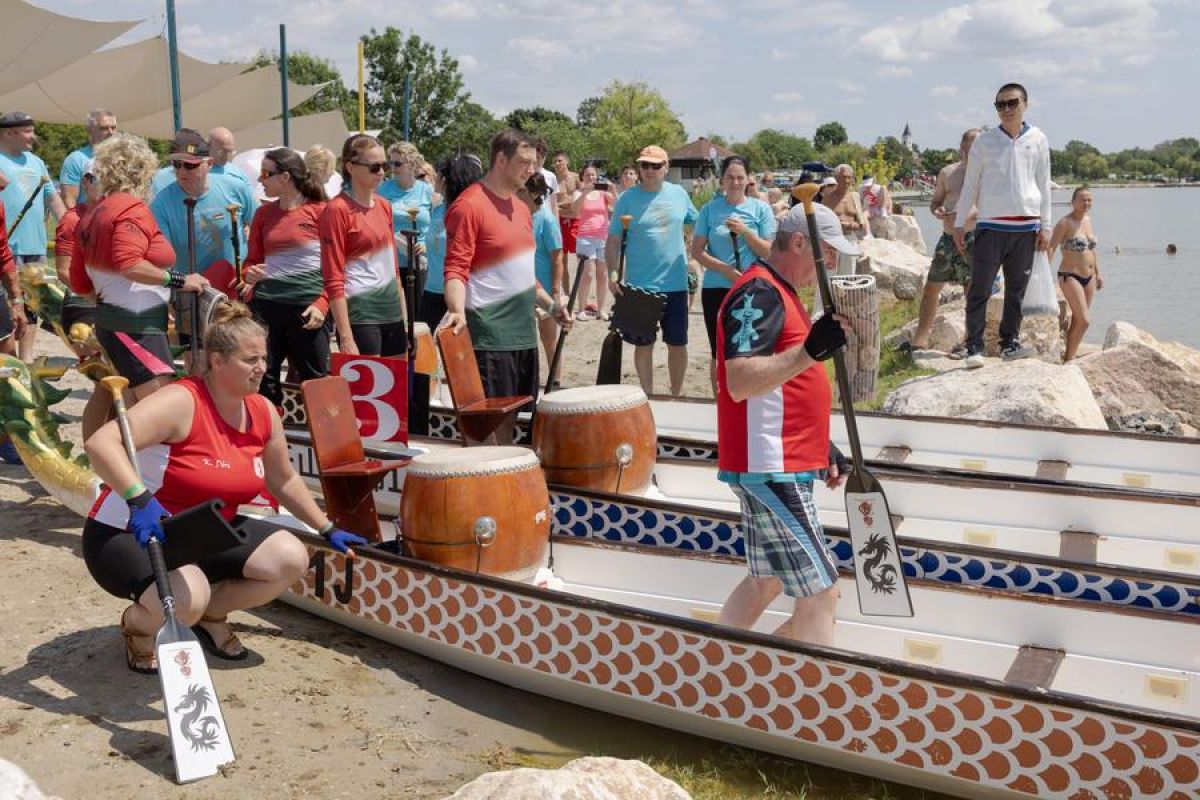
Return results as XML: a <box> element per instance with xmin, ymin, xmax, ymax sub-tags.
<box><xmin>982</xmin><ymin>296</ymin><xmax>1061</xmax><ymax>361</ymax></box>
<box><xmin>1075</xmin><ymin>335</ymin><xmax>1200</xmax><ymax>431</ymax></box>
<box><xmin>868</xmin><ymin>214</ymin><xmax>928</xmax><ymax>254</ymax></box>
<box><xmin>0</xmin><ymin>759</ymin><xmax>57</xmax><ymax>800</ymax></box>
<box><xmin>1102</xmin><ymin>321</ymin><xmax>1200</xmax><ymax>374</ymax></box>
<box><xmin>443</xmin><ymin>757</ymin><xmax>692</xmax><ymax>800</ymax></box>
<box><xmin>857</xmin><ymin>238</ymin><xmax>929</xmax><ymax>300</ymax></box>
<box><xmin>882</xmin><ymin>359</ymin><xmax>1107</xmax><ymax>429</ymax></box>
<box><xmin>895</xmin><ymin>299</ymin><xmax>967</xmax><ymax>354</ymax></box>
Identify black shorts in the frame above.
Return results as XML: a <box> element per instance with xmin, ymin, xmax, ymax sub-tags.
<box><xmin>701</xmin><ymin>287</ymin><xmax>730</xmax><ymax>356</ymax></box>
<box><xmin>61</xmin><ymin>301</ymin><xmax>97</xmax><ymax>333</ymax></box>
<box><xmin>418</xmin><ymin>291</ymin><xmax>446</xmax><ymax>331</ymax></box>
<box><xmin>477</xmin><ymin>347</ymin><xmax>538</xmax><ymax>402</ymax></box>
<box><xmin>95</xmin><ymin>328</ymin><xmax>176</xmax><ymax>388</ymax></box>
<box><xmin>351</xmin><ymin>322</ymin><xmax>408</xmax><ymax>357</ymax></box>
<box><xmin>82</xmin><ymin>516</ymin><xmax>278</xmax><ymax>601</ymax></box>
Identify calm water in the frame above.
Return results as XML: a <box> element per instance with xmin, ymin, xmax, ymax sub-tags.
<box><xmin>913</xmin><ymin>186</ymin><xmax>1200</xmax><ymax>347</ymax></box>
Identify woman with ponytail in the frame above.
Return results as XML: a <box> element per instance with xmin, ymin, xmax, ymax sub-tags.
<box><xmin>83</xmin><ymin>301</ymin><xmax>367</xmax><ymax>673</ymax></box>
<box><xmin>240</xmin><ymin>147</ymin><xmax>329</xmax><ymax>404</ymax></box>
<box><xmin>419</xmin><ymin>152</ymin><xmax>483</xmax><ymax>329</ymax></box>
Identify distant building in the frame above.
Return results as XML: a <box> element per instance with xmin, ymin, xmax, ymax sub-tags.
<box><xmin>667</xmin><ymin>137</ymin><xmax>738</xmax><ymax>189</ymax></box>
<box><xmin>901</xmin><ymin>122</ymin><xmax>915</xmax><ymax>152</ymax></box>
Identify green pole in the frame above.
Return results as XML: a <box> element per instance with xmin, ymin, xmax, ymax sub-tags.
<box><xmin>402</xmin><ymin>73</ymin><xmax>412</xmax><ymax>141</ymax></box>
<box><xmin>279</xmin><ymin>24</ymin><xmax>290</xmax><ymax>147</ymax></box>
<box><xmin>166</xmin><ymin>0</ymin><xmax>182</xmax><ymax>131</ymax></box>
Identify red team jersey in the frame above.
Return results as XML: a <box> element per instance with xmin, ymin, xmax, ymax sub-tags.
<box><xmin>716</xmin><ymin>261</ymin><xmax>831</xmax><ymax>475</ymax></box>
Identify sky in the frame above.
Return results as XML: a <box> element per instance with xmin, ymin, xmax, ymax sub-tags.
<box><xmin>36</xmin><ymin>0</ymin><xmax>1200</xmax><ymax>153</ymax></box>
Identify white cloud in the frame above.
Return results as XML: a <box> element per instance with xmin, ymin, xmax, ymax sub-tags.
<box><xmin>432</xmin><ymin>1</ymin><xmax>481</xmax><ymax>20</ymax></box>
<box><xmin>930</xmin><ymin>85</ymin><xmax>959</xmax><ymax>97</ymax></box>
<box><xmin>859</xmin><ymin>5</ymin><xmax>972</xmax><ymax>62</ymax></box>
<box><xmin>877</xmin><ymin>65</ymin><xmax>913</xmax><ymax>78</ymax></box>
<box><xmin>505</xmin><ymin>36</ymin><xmax>569</xmax><ymax>62</ymax></box>
<box><xmin>760</xmin><ymin>110</ymin><xmax>816</xmax><ymax>127</ymax></box>
<box><xmin>836</xmin><ymin>80</ymin><xmax>864</xmax><ymax>94</ymax></box>
<box><xmin>772</xmin><ymin>91</ymin><xmax>804</xmax><ymax>103</ymax></box>
<box><xmin>459</xmin><ymin>54</ymin><xmax>481</xmax><ymax>72</ymax></box>
<box><xmin>769</xmin><ymin>48</ymin><xmax>791</xmax><ymax>61</ymax></box>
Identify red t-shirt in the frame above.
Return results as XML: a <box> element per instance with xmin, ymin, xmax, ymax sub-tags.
<box><xmin>0</xmin><ymin>205</ymin><xmax>15</xmax><ymax>279</ymax></box>
<box><xmin>69</xmin><ymin>193</ymin><xmax>175</xmax><ymax>295</ymax></box>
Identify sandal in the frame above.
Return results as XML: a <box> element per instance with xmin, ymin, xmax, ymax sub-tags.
<box><xmin>192</xmin><ymin>615</ymin><xmax>249</xmax><ymax>661</ymax></box>
<box><xmin>121</xmin><ymin>607</ymin><xmax>158</xmax><ymax>675</ymax></box>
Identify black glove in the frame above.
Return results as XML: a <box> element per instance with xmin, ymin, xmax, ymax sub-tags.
<box><xmin>829</xmin><ymin>442</ymin><xmax>851</xmax><ymax>476</ymax></box>
<box><xmin>803</xmin><ymin>312</ymin><xmax>847</xmax><ymax>362</ymax></box>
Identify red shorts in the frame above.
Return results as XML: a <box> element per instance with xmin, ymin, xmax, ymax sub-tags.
<box><xmin>559</xmin><ymin>217</ymin><xmax>579</xmax><ymax>255</ymax></box>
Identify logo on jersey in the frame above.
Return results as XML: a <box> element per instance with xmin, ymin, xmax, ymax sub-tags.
<box><xmin>253</xmin><ymin>456</ymin><xmax>264</xmax><ymax>478</ymax></box>
<box><xmin>730</xmin><ymin>292</ymin><xmax>763</xmax><ymax>353</ymax></box>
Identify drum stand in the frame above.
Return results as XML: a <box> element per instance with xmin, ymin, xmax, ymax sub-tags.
<box><xmin>399</xmin><ymin>227</ymin><xmax>431</xmax><ymax>437</ymax></box>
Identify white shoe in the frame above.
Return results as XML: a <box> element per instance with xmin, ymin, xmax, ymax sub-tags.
<box><xmin>965</xmin><ymin>352</ymin><xmax>985</xmax><ymax>369</ymax></box>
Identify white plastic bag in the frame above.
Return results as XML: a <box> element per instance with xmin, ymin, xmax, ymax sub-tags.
<box><xmin>1021</xmin><ymin>250</ymin><xmax>1058</xmax><ymax>315</ymax></box>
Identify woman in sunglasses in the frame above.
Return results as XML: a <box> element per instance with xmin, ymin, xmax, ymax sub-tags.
<box><xmin>378</xmin><ymin>141</ymin><xmax>434</xmax><ymax>272</ymax></box>
<box><xmin>319</xmin><ymin>134</ymin><xmax>406</xmax><ymax>356</ymax></box>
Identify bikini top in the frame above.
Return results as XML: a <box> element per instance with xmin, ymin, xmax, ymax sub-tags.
<box><xmin>1063</xmin><ymin>236</ymin><xmax>1097</xmax><ymax>253</ymax></box>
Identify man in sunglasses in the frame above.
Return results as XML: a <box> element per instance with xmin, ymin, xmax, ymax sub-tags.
<box><xmin>606</xmin><ymin>145</ymin><xmax>699</xmax><ymax>396</ymax></box>
<box><xmin>953</xmin><ymin>82</ymin><xmax>1051</xmax><ymax>368</ymax></box>
<box><xmin>150</xmin><ymin>129</ymin><xmax>257</xmax><ymax>339</ymax></box>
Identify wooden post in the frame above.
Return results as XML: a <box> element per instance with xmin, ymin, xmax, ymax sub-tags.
<box><xmin>830</xmin><ymin>275</ymin><xmax>880</xmax><ymax>404</ymax></box>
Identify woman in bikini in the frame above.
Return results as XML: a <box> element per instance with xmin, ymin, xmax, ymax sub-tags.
<box><xmin>1049</xmin><ymin>186</ymin><xmax>1103</xmax><ymax>362</ymax></box>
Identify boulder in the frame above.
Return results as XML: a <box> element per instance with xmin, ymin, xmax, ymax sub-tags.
<box><xmin>895</xmin><ymin>298</ymin><xmax>967</xmax><ymax>354</ymax></box>
<box><xmin>856</xmin><ymin>238</ymin><xmax>929</xmax><ymax>300</ymax></box>
<box><xmin>882</xmin><ymin>359</ymin><xmax>1107</xmax><ymax>429</ymax></box>
<box><xmin>0</xmin><ymin>760</ymin><xmax>57</xmax><ymax>800</ymax></box>
<box><xmin>1075</xmin><ymin>327</ymin><xmax>1200</xmax><ymax>432</ymax></box>
<box><xmin>443</xmin><ymin>757</ymin><xmax>692</xmax><ymax>800</ymax></box>
<box><xmin>868</xmin><ymin>214</ymin><xmax>928</xmax><ymax>254</ymax></box>
<box><xmin>1103</xmin><ymin>321</ymin><xmax>1200</xmax><ymax>374</ymax></box>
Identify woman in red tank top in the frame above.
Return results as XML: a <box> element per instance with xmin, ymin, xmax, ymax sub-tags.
<box><xmin>82</xmin><ymin>302</ymin><xmax>367</xmax><ymax>674</ymax></box>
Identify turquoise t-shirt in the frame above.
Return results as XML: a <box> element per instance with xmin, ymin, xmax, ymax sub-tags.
<box><xmin>150</xmin><ymin>174</ymin><xmax>258</xmax><ymax>274</ymax></box>
<box><xmin>533</xmin><ymin>204</ymin><xmax>563</xmax><ymax>293</ymax></box>
<box><xmin>211</xmin><ymin>163</ymin><xmax>250</xmax><ymax>185</ymax></box>
<box><xmin>696</xmin><ymin>196</ymin><xmax>777</xmax><ymax>289</ymax></box>
<box><xmin>608</xmin><ymin>183</ymin><xmax>698</xmax><ymax>293</ymax></box>
<box><xmin>149</xmin><ymin>166</ymin><xmax>175</xmax><ymax>200</ymax></box>
<box><xmin>59</xmin><ymin>145</ymin><xmax>94</xmax><ymax>190</ymax></box>
<box><xmin>378</xmin><ymin>178</ymin><xmax>433</xmax><ymax>268</ymax></box>
<box><xmin>424</xmin><ymin>204</ymin><xmax>446</xmax><ymax>294</ymax></box>
<box><xmin>0</xmin><ymin>151</ymin><xmax>54</xmax><ymax>256</ymax></box>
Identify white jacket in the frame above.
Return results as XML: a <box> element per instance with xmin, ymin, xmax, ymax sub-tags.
<box><xmin>955</xmin><ymin>123</ymin><xmax>1051</xmax><ymax>230</ymax></box>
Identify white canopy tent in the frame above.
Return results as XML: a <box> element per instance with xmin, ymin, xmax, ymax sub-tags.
<box><xmin>0</xmin><ymin>0</ymin><xmax>137</xmax><ymax>95</ymax></box>
<box><xmin>231</xmin><ymin>110</ymin><xmax>350</xmax><ymax>154</ymax></box>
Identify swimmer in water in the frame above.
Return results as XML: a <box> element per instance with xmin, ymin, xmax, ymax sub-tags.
<box><xmin>1166</xmin><ymin>244</ymin><xmax>1177</xmax><ymax>255</ymax></box>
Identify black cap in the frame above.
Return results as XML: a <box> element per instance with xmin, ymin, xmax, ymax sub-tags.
<box><xmin>168</xmin><ymin>128</ymin><xmax>209</xmax><ymax>161</ymax></box>
<box><xmin>0</xmin><ymin>111</ymin><xmax>35</xmax><ymax>129</ymax></box>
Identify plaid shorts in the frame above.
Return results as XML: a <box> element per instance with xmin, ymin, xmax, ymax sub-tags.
<box><xmin>727</xmin><ymin>476</ymin><xmax>838</xmax><ymax>598</ymax></box>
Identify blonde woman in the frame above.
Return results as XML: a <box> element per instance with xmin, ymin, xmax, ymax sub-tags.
<box><xmin>304</xmin><ymin>144</ymin><xmax>342</xmax><ymax>200</ymax></box>
<box><xmin>379</xmin><ymin>141</ymin><xmax>434</xmax><ymax>270</ymax></box>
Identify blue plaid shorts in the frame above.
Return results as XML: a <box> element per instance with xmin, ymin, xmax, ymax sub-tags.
<box><xmin>728</xmin><ymin>477</ymin><xmax>838</xmax><ymax>598</ymax></box>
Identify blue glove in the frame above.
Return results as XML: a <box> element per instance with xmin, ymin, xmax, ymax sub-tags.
<box><xmin>127</xmin><ymin>491</ymin><xmax>170</xmax><ymax>549</ymax></box>
<box><xmin>324</xmin><ymin>527</ymin><xmax>368</xmax><ymax>554</ymax></box>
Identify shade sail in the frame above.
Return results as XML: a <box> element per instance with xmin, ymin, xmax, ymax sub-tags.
<box><xmin>231</xmin><ymin>110</ymin><xmax>350</xmax><ymax>153</ymax></box>
<box><xmin>0</xmin><ymin>0</ymin><xmax>138</xmax><ymax>95</ymax></box>
<box><xmin>120</xmin><ymin>66</ymin><xmax>327</xmax><ymax>140</ymax></box>
<box><xmin>0</xmin><ymin>37</ymin><xmax>246</xmax><ymax>124</ymax></box>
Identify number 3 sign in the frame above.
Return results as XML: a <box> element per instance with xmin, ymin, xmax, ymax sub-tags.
<box><xmin>330</xmin><ymin>353</ymin><xmax>409</xmax><ymax>443</ymax></box>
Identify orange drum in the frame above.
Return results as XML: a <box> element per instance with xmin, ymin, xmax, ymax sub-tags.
<box><xmin>400</xmin><ymin>446</ymin><xmax>550</xmax><ymax>581</ymax></box>
<box><xmin>412</xmin><ymin>322</ymin><xmax>437</xmax><ymax>376</ymax></box>
<box><xmin>532</xmin><ymin>385</ymin><xmax>656</xmax><ymax>494</ymax></box>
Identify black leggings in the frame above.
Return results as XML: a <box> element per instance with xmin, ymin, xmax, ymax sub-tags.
<box><xmin>418</xmin><ymin>291</ymin><xmax>447</xmax><ymax>331</ymax></box>
<box><xmin>350</xmin><ymin>321</ymin><xmax>408</xmax><ymax>357</ymax></box>
<box><xmin>250</xmin><ymin>296</ymin><xmax>331</xmax><ymax>404</ymax></box>
<box><xmin>701</xmin><ymin>287</ymin><xmax>730</xmax><ymax>357</ymax></box>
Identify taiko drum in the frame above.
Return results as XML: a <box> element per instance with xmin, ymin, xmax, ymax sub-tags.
<box><xmin>399</xmin><ymin>446</ymin><xmax>550</xmax><ymax>581</ymax></box>
<box><xmin>412</xmin><ymin>321</ymin><xmax>438</xmax><ymax>377</ymax></box>
<box><xmin>532</xmin><ymin>385</ymin><xmax>656</xmax><ymax>494</ymax></box>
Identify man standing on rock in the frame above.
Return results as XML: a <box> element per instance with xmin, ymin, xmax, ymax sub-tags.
<box><xmin>821</xmin><ymin>164</ymin><xmax>867</xmax><ymax>275</ymax></box>
<box><xmin>911</xmin><ymin>128</ymin><xmax>979</xmax><ymax>353</ymax></box>
<box><xmin>954</xmin><ymin>83</ymin><xmax>1051</xmax><ymax>369</ymax></box>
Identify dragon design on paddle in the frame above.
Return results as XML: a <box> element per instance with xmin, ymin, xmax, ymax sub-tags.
<box><xmin>174</xmin><ymin>684</ymin><xmax>223</xmax><ymax>752</ymax></box>
<box><xmin>857</xmin><ymin>533</ymin><xmax>899</xmax><ymax>595</ymax></box>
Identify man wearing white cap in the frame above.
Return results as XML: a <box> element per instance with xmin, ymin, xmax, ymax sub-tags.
<box><xmin>714</xmin><ymin>201</ymin><xmax>853</xmax><ymax>646</ymax></box>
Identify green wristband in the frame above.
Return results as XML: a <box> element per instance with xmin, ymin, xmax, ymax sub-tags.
<box><xmin>318</xmin><ymin>520</ymin><xmax>335</xmax><ymax>537</ymax></box>
<box><xmin>121</xmin><ymin>482</ymin><xmax>146</xmax><ymax>500</ymax></box>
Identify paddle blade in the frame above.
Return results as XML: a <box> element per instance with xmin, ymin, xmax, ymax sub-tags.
<box><xmin>156</xmin><ymin>629</ymin><xmax>235</xmax><ymax>783</ymax></box>
<box><xmin>596</xmin><ymin>331</ymin><xmax>623</xmax><ymax>385</ymax></box>
<box><xmin>844</xmin><ymin>468</ymin><xmax>913</xmax><ymax>617</ymax></box>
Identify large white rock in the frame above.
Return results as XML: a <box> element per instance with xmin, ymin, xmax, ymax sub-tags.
<box><xmin>868</xmin><ymin>214</ymin><xmax>928</xmax><ymax>254</ymax></box>
<box><xmin>0</xmin><ymin>760</ymin><xmax>57</xmax><ymax>800</ymax></box>
<box><xmin>856</xmin><ymin>238</ymin><xmax>929</xmax><ymax>300</ymax></box>
<box><xmin>1102</xmin><ymin>321</ymin><xmax>1200</xmax><ymax>374</ymax></box>
<box><xmin>882</xmin><ymin>359</ymin><xmax>1107</xmax><ymax>429</ymax></box>
<box><xmin>443</xmin><ymin>757</ymin><xmax>692</xmax><ymax>800</ymax></box>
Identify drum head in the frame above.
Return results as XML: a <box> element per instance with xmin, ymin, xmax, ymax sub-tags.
<box><xmin>538</xmin><ymin>384</ymin><xmax>647</xmax><ymax>415</ymax></box>
<box><xmin>407</xmin><ymin>445</ymin><xmax>539</xmax><ymax>478</ymax></box>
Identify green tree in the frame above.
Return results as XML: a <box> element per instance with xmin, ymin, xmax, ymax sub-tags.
<box><xmin>730</xmin><ymin>140</ymin><xmax>767</xmax><ymax>173</ymax></box>
<box><xmin>250</xmin><ymin>49</ymin><xmax>355</xmax><ymax>125</ymax></box>
<box><xmin>1122</xmin><ymin>158</ymin><xmax>1159</xmax><ymax>178</ymax></box>
<box><xmin>819</xmin><ymin>141</ymin><xmax>868</xmax><ymax>170</ymax></box>
<box><xmin>1050</xmin><ymin>148</ymin><xmax>1072</xmax><ymax>178</ymax></box>
<box><xmin>877</xmin><ymin>135</ymin><xmax>916</xmax><ymax>175</ymax></box>
<box><xmin>1174</xmin><ymin>156</ymin><xmax>1200</xmax><ymax>180</ymax></box>
<box><xmin>33</xmin><ymin>123</ymin><xmax>85</xmax><ymax>175</ymax></box>
<box><xmin>504</xmin><ymin>107</ymin><xmax>573</xmax><ymax>131</ymax></box>
<box><xmin>576</xmin><ymin>96</ymin><xmax>601</xmax><ymax>129</ymax></box>
<box><xmin>502</xmin><ymin>107</ymin><xmax>592</xmax><ymax>165</ymax></box>
<box><xmin>746</xmin><ymin>129</ymin><xmax>815</xmax><ymax>170</ymax></box>
<box><xmin>1075</xmin><ymin>153</ymin><xmax>1109</xmax><ymax>180</ymax></box>
<box><xmin>704</xmin><ymin>133</ymin><xmax>729</xmax><ymax>149</ymax></box>
<box><xmin>589</xmin><ymin>80</ymin><xmax>686</xmax><ymax>169</ymax></box>
<box><xmin>422</xmin><ymin>101</ymin><xmax>500</xmax><ymax>162</ymax></box>
<box><xmin>813</xmin><ymin>121</ymin><xmax>848</xmax><ymax>151</ymax></box>
<box><xmin>919</xmin><ymin>147</ymin><xmax>956</xmax><ymax>176</ymax></box>
<box><xmin>361</xmin><ymin>27</ymin><xmax>469</xmax><ymax>150</ymax></box>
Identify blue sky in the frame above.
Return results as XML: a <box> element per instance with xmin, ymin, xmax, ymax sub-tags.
<box><xmin>39</xmin><ymin>0</ymin><xmax>1200</xmax><ymax>152</ymax></box>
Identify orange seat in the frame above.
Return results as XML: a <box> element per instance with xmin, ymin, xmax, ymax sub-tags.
<box><xmin>301</xmin><ymin>376</ymin><xmax>410</xmax><ymax>541</ymax></box>
<box><xmin>436</xmin><ymin>326</ymin><xmax>532</xmax><ymax>445</ymax></box>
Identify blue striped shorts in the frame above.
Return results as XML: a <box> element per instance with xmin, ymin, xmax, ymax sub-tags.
<box><xmin>729</xmin><ymin>478</ymin><xmax>838</xmax><ymax>598</ymax></box>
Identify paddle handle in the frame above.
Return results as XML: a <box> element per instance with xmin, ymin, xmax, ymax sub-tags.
<box><xmin>6</xmin><ymin>176</ymin><xmax>49</xmax><ymax>236</ymax></box>
<box><xmin>730</xmin><ymin>228</ymin><xmax>742</xmax><ymax>272</ymax></box>
<box><xmin>791</xmin><ymin>183</ymin><xmax>866</xmax><ymax>468</ymax></box>
<box><xmin>226</xmin><ymin>204</ymin><xmax>243</xmax><ymax>286</ymax></box>
<box><xmin>617</xmin><ymin>215</ymin><xmax>632</xmax><ymax>283</ymax></box>
<box><xmin>542</xmin><ymin>256</ymin><xmax>586</xmax><ymax>396</ymax></box>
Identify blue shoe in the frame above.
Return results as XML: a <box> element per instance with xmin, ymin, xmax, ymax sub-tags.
<box><xmin>0</xmin><ymin>440</ymin><xmax>22</xmax><ymax>465</ymax></box>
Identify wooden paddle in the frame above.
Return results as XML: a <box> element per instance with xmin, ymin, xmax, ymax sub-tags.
<box><xmin>101</xmin><ymin>376</ymin><xmax>237</xmax><ymax>782</ymax></box>
<box><xmin>791</xmin><ymin>184</ymin><xmax>913</xmax><ymax>617</ymax></box>
<box><xmin>183</xmin><ymin>197</ymin><xmax>202</xmax><ymax>375</ymax></box>
<box><xmin>595</xmin><ymin>214</ymin><xmax>633</xmax><ymax>385</ymax></box>
<box><xmin>6</xmin><ymin>175</ymin><xmax>49</xmax><ymax>236</ymax></box>
<box><xmin>225</xmin><ymin>204</ymin><xmax>244</xmax><ymax>293</ymax></box>
<box><xmin>542</xmin><ymin>253</ymin><xmax>587</xmax><ymax>396</ymax></box>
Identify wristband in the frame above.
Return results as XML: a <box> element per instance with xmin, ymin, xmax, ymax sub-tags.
<box><xmin>165</xmin><ymin>272</ymin><xmax>186</xmax><ymax>290</ymax></box>
<box><xmin>121</xmin><ymin>482</ymin><xmax>147</xmax><ymax>500</ymax></box>
<box><xmin>125</xmin><ymin>489</ymin><xmax>153</xmax><ymax>509</ymax></box>
<box><xmin>318</xmin><ymin>520</ymin><xmax>335</xmax><ymax>537</ymax></box>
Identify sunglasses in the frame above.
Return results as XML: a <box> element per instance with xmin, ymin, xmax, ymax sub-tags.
<box><xmin>171</xmin><ymin>160</ymin><xmax>204</xmax><ymax>171</ymax></box>
<box><xmin>389</xmin><ymin>160</ymin><xmax>407</xmax><ymax>168</ymax></box>
<box><xmin>994</xmin><ymin>97</ymin><xmax>1022</xmax><ymax>111</ymax></box>
<box><xmin>353</xmin><ymin>160</ymin><xmax>388</xmax><ymax>174</ymax></box>
<box><xmin>260</xmin><ymin>169</ymin><xmax>282</xmax><ymax>179</ymax></box>
<box><xmin>638</xmin><ymin>161</ymin><xmax>665</xmax><ymax>170</ymax></box>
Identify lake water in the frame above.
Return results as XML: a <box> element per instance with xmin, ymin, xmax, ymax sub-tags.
<box><xmin>912</xmin><ymin>186</ymin><xmax>1200</xmax><ymax>348</ymax></box>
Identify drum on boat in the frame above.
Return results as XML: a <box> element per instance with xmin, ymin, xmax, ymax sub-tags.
<box><xmin>532</xmin><ymin>385</ymin><xmax>656</xmax><ymax>494</ymax></box>
<box><xmin>399</xmin><ymin>446</ymin><xmax>550</xmax><ymax>581</ymax></box>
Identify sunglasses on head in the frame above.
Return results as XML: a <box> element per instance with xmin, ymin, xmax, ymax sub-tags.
<box><xmin>994</xmin><ymin>97</ymin><xmax>1022</xmax><ymax>111</ymax></box>
<box><xmin>171</xmin><ymin>160</ymin><xmax>204</xmax><ymax>171</ymax></box>
<box><xmin>638</xmin><ymin>161</ymin><xmax>665</xmax><ymax>170</ymax></box>
<box><xmin>353</xmin><ymin>160</ymin><xmax>388</xmax><ymax>174</ymax></box>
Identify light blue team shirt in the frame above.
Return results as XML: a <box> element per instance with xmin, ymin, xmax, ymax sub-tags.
<box><xmin>150</xmin><ymin>174</ymin><xmax>257</xmax><ymax>274</ymax></box>
<box><xmin>533</xmin><ymin>203</ymin><xmax>563</xmax><ymax>293</ymax></box>
<box><xmin>377</xmin><ymin>178</ymin><xmax>434</xmax><ymax>269</ymax></box>
<box><xmin>0</xmin><ymin>151</ymin><xmax>55</xmax><ymax>256</ymax></box>
<box><xmin>149</xmin><ymin>166</ymin><xmax>175</xmax><ymax>200</ymax></box>
<box><xmin>59</xmin><ymin>144</ymin><xmax>94</xmax><ymax>190</ymax></box>
<box><xmin>695</xmin><ymin>196</ymin><xmax>777</xmax><ymax>289</ymax></box>
<box><xmin>424</xmin><ymin>204</ymin><xmax>446</xmax><ymax>294</ymax></box>
<box><xmin>210</xmin><ymin>162</ymin><xmax>250</xmax><ymax>185</ymax></box>
<box><xmin>608</xmin><ymin>183</ymin><xmax>699</xmax><ymax>293</ymax></box>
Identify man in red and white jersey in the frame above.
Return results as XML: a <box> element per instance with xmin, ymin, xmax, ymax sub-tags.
<box><xmin>713</xmin><ymin>201</ymin><xmax>854</xmax><ymax>646</ymax></box>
